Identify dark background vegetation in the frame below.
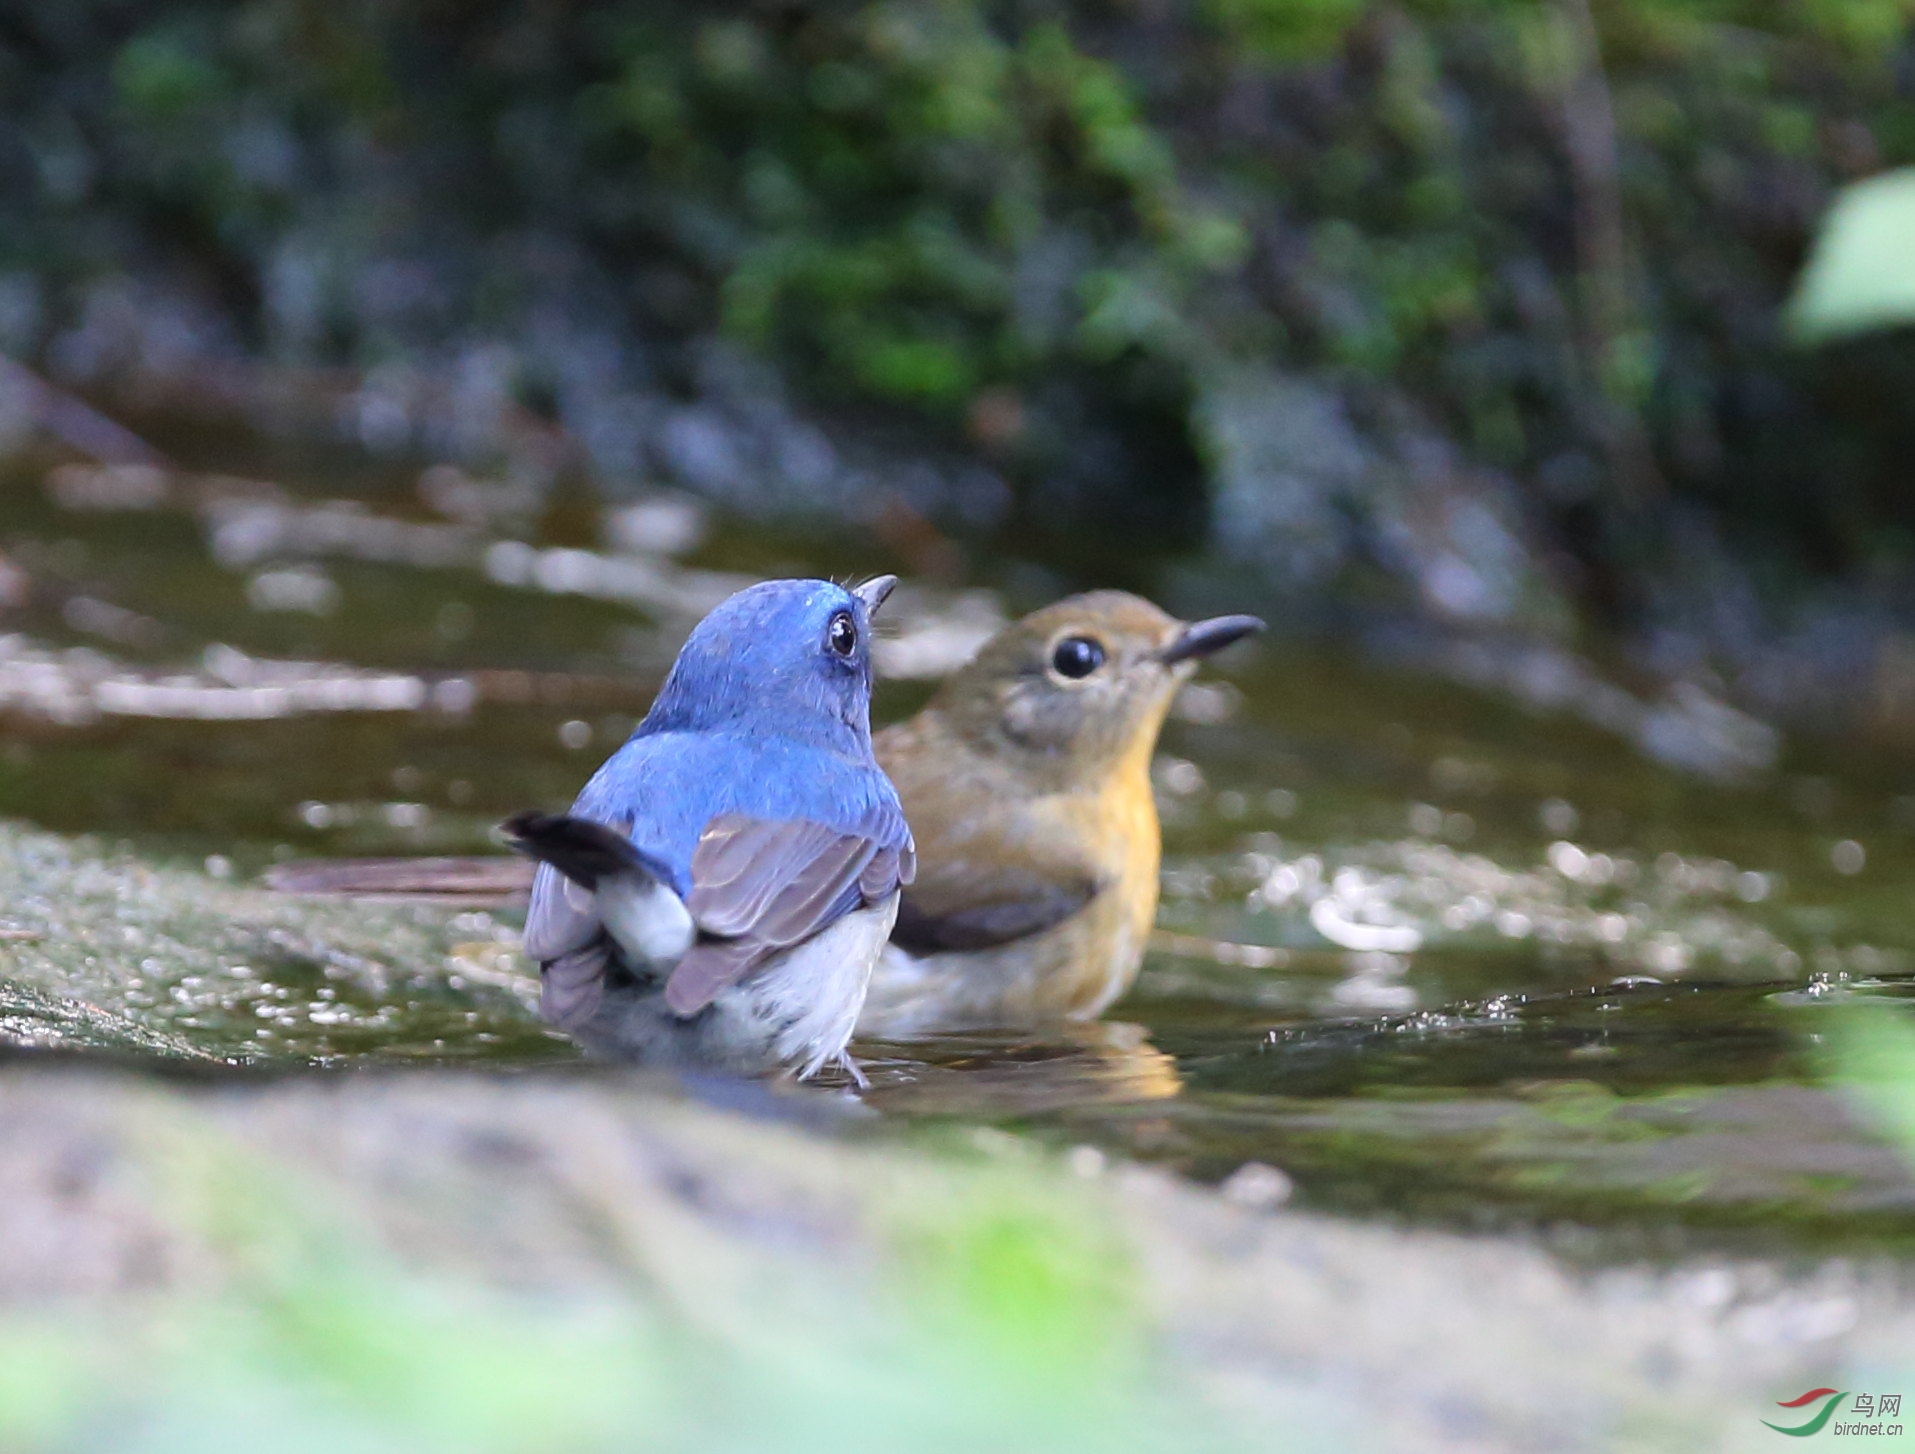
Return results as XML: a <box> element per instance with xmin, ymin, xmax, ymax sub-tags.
<box><xmin>3</xmin><ymin>0</ymin><xmax>1915</xmax><ymax>717</ymax></box>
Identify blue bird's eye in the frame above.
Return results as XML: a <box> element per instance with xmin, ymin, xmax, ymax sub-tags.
<box><xmin>826</xmin><ymin>609</ymin><xmax>858</xmax><ymax>659</ymax></box>
<box><xmin>1050</xmin><ymin>636</ymin><xmax>1105</xmax><ymax>679</ymax></box>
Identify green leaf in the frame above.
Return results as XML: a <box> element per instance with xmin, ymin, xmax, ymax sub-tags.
<box><xmin>1786</xmin><ymin>168</ymin><xmax>1915</xmax><ymax>344</ymax></box>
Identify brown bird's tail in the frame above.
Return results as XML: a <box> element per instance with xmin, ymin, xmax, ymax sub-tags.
<box><xmin>264</xmin><ymin>854</ymin><xmax>531</xmax><ymax>902</ymax></box>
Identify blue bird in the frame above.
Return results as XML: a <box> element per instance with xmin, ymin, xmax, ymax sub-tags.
<box><xmin>503</xmin><ymin>576</ymin><xmax>914</xmax><ymax>1082</ymax></box>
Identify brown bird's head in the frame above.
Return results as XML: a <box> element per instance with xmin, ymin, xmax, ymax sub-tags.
<box><xmin>922</xmin><ymin>590</ymin><xmax>1262</xmax><ymax>790</ymax></box>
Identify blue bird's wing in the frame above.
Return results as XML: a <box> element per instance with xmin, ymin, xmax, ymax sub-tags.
<box><xmin>663</xmin><ymin>806</ymin><xmax>915</xmax><ymax>1016</ymax></box>
<box><xmin>521</xmin><ymin>729</ymin><xmax>912</xmax><ymax>1023</ymax></box>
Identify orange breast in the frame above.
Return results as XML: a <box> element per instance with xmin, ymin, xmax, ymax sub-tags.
<box><xmin>869</xmin><ymin>709</ymin><xmax>1166</xmax><ymax>1029</ymax></box>
<box><xmin>1020</xmin><ymin>762</ymin><xmax>1160</xmax><ymax>1018</ymax></box>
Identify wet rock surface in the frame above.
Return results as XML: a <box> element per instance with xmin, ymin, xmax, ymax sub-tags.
<box><xmin>0</xmin><ymin>1063</ymin><xmax>1907</xmax><ymax>1451</ymax></box>
<box><xmin>0</xmin><ymin>822</ymin><xmax>550</xmax><ymax>1064</ymax></box>
<box><xmin>0</xmin><ymin>1063</ymin><xmax>1908</xmax><ymax>1453</ymax></box>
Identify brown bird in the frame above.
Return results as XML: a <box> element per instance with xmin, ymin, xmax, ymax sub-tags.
<box><xmin>858</xmin><ymin>591</ymin><xmax>1261</xmax><ymax>1037</ymax></box>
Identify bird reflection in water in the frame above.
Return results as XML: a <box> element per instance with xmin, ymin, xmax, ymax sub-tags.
<box><xmin>856</xmin><ymin>1018</ymin><xmax>1183</xmax><ymax>1113</ymax></box>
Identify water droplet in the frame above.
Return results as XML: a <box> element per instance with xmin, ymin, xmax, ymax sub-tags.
<box><xmin>1220</xmin><ymin>1161</ymin><xmax>1292</xmax><ymax>1209</ymax></box>
<box><xmin>1539</xmin><ymin>797</ymin><xmax>1579</xmax><ymax>835</ymax></box>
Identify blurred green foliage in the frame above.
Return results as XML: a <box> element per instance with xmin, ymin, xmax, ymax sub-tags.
<box><xmin>2</xmin><ymin>0</ymin><xmax>1914</xmax><ymax>606</ymax></box>
<box><xmin>1826</xmin><ymin>1004</ymin><xmax>1915</xmax><ymax>1163</ymax></box>
<box><xmin>604</xmin><ymin>7</ymin><xmax>1242</xmax><ymax>409</ymax></box>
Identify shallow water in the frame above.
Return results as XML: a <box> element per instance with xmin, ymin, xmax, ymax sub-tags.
<box><xmin>5</xmin><ymin>446</ymin><xmax>1915</xmax><ymax>1256</ymax></box>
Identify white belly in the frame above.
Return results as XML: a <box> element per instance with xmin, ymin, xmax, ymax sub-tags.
<box><xmin>564</xmin><ymin>889</ymin><xmax>897</xmax><ymax>1082</ymax></box>
<box><xmin>732</xmin><ymin>895</ymin><xmax>899</xmax><ymax>1079</ymax></box>
<box><xmin>857</xmin><ymin>939</ymin><xmax>1060</xmax><ymax>1037</ymax></box>
<box><xmin>856</xmin><ymin>920</ymin><xmax>1137</xmax><ymax>1038</ymax></box>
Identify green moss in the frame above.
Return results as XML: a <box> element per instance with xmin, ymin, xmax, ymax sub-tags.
<box><xmin>886</xmin><ymin>1161</ymin><xmax>1139</xmax><ymax>1388</ymax></box>
<box><xmin>1204</xmin><ymin>0</ymin><xmax>1372</xmax><ymax>62</ymax></box>
<box><xmin>114</xmin><ymin>32</ymin><xmax>228</xmax><ymax>122</ymax></box>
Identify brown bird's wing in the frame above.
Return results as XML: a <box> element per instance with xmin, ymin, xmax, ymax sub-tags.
<box><xmin>664</xmin><ymin>811</ymin><xmax>913</xmax><ymax>1016</ymax></box>
<box><xmin>266</xmin><ymin>855</ymin><xmax>533</xmax><ymax>903</ymax></box>
<box><xmin>889</xmin><ymin>864</ymin><xmax>1099</xmax><ymax>953</ymax></box>
<box><xmin>875</xmin><ymin>713</ymin><xmax>1103</xmax><ymax>955</ymax></box>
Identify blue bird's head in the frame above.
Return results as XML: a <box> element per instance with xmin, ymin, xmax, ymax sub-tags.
<box><xmin>639</xmin><ymin>576</ymin><xmax>897</xmax><ymax>751</ymax></box>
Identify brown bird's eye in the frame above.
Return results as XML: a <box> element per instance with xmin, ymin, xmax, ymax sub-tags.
<box><xmin>826</xmin><ymin>610</ymin><xmax>858</xmax><ymax>658</ymax></box>
<box><xmin>1050</xmin><ymin>636</ymin><xmax>1105</xmax><ymax>679</ymax></box>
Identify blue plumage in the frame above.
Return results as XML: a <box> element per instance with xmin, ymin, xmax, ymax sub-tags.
<box><xmin>510</xmin><ymin>576</ymin><xmax>914</xmax><ymax>1081</ymax></box>
<box><xmin>574</xmin><ymin>730</ymin><xmax>911</xmax><ymax>899</ymax></box>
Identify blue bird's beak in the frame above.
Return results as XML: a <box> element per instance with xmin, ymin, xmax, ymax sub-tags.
<box><xmin>853</xmin><ymin>575</ymin><xmax>899</xmax><ymax>615</ymax></box>
<box><xmin>1157</xmin><ymin>613</ymin><xmax>1264</xmax><ymax>666</ymax></box>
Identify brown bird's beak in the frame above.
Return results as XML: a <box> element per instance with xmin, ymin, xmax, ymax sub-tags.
<box><xmin>853</xmin><ymin>574</ymin><xmax>899</xmax><ymax>615</ymax></box>
<box><xmin>1156</xmin><ymin>613</ymin><xmax>1264</xmax><ymax>666</ymax></box>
